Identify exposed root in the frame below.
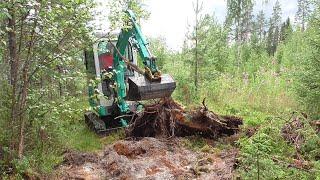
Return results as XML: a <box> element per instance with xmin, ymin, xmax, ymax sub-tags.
<box><xmin>126</xmin><ymin>98</ymin><xmax>243</xmax><ymax>138</ymax></box>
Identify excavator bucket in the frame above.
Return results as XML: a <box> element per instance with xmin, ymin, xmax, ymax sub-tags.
<box><xmin>127</xmin><ymin>74</ymin><xmax>176</xmax><ymax>101</ymax></box>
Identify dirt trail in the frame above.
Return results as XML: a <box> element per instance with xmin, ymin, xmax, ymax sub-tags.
<box><xmin>53</xmin><ymin>137</ymin><xmax>239</xmax><ymax>180</ymax></box>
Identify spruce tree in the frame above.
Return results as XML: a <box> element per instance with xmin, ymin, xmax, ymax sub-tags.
<box><xmin>256</xmin><ymin>10</ymin><xmax>266</xmax><ymax>43</ymax></box>
<box><xmin>295</xmin><ymin>0</ymin><xmax>311</xmax><ymax>31</ymax></box>
<box><xmin>267</xmin><ymin>0</ymin><xmax>282</xmax><ymax>56</ymax></box>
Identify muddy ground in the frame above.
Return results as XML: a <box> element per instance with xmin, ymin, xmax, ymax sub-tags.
<box><xmin>53</xmin><ymin>137</ymin><xmax>239</xmax><ymax>180</ymax></box>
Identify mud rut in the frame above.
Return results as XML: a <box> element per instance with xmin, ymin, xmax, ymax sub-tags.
<box><xmin>53</xmin><ymin>98</ymin><xmax>243</xmax><ymax>180</ymax></box>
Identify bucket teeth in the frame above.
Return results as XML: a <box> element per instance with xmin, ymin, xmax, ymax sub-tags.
<box><xmin>127</xmin><ymin>74</ymin><xmax>176</xmax><ymax>101</ymax></box>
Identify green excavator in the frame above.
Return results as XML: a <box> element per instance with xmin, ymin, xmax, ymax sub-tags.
<box><xmin>83</xmin><ymin>10</ymin><xmax>176</xmax><ymax>134</ymax></box>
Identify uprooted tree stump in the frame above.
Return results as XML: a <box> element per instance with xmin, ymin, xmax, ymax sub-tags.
<box><xmin>126</xmin><ymin>98</ymin><xmax>243</xmax><ymax>139</ymax></box>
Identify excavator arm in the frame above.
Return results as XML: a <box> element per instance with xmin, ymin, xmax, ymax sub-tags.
<box><xmin>113</xmin><ymin>10</ymin><xmax>160</xmax><ymax>80</ymax></box>
<box><xmin>112</xmin><ymin>10</ymin><xmax>175</xmax><ymax>114</ymax></box>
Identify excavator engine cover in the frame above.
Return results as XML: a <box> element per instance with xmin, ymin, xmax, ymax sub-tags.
<box><xmin>127</xmin><ymin>74</ymin><xmax>176</xmax><ymax>101</ymax></box>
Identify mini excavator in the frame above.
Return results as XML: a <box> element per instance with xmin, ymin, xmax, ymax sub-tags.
<box><xmin>83</xmin><ymin>10</ymin><xmax>176</xmax><ymax>134</ymax></box>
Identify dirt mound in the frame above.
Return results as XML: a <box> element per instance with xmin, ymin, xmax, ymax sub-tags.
<box><xmin>53</xmin><ymin>137</ymin><xmax>239</xmax><ymax>179</ymax></box>
<box><xmin>113</xmin><ymin>142</ymin><xmax>147</xmax><ymax>159</ymax></box>
<box><xmin>126</xmin><ymin>98</ymin><xmax>243</xmax><ymax>138</ymax></box>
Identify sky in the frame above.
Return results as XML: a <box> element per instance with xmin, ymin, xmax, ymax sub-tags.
<box><xmin>95</xmin><ymin>0</ymin><xmax>298</xmax><ymax>51</ymax></box>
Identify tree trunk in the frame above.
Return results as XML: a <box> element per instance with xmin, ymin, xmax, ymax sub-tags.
<box><xmin>57</xmin><ymin>65</ymin><xmax>64</xmax><ymax>97</ymax></box>
<box><xmin>8</xmin><ymin>2</ymin><xmax>19</xmax><ymax>158</ymax></box>
<box><xmin>18</xmin><ymin>4</ymin><xmax>40</xmax><ymax>157</ymax></box>
<box><xmin>18</xmin><ymin>65</ymin><xmax>29</xmax><ymax>158</ymax></box>
<box><xmin>194</xmin><ymin>0</ymin><xmax>200</xmax><ymax>91</ymax></box>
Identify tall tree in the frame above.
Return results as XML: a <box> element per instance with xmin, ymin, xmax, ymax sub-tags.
<box><xmin>266</xmin><ymin>18</ymin><xmax>274</xmax><ymax>55</ymax></box>
<box><xmin>240</xmin><ymin>0</ymin><xmax>254</xmax><ymax>43</ymax></box>
<box><xmin>280</xmin><ymin>18</ymin><xmax>293</xmax><ymax>42</ymax></box>
<box><xmin>0</xmin><ymin>0</ymin><xmax>94</xmax><ymax>160</ymax></box>
<box><xmin>271</xmin><ymin>0</ymin><xmax>282</xmax><ymax>28</ymax></box>
<box><xmin>225</xmin><ymin>0</ymin><xmax>254</xmax><ymax>70</ymax></box>
<box><xmin>255</xmin><ymin>10</ymin><xmax>266</xmax><ymax>43</ymax></box>
<box><xmin>226</xmin><ymin>0</ymin><xmax>254</xmax><ymax>43</ymax></box>
<box><xmin>267</xmin><ymin>0</ymin><xmax>282</xmax><ymax>56</ymax></box>
<box><xmin>295</xmin><ymin>2</ymin><xmax>320</xmax><ymax>116</ymax></box>
<box><xmin>193</xmin><ymin>0</ymin><xmax>203</xmax><ymax>91</ymax></box>
<box><xmin>295</xmin><ymin>0</ymin><xmax>311</xmax><ymax>31</ymax></box>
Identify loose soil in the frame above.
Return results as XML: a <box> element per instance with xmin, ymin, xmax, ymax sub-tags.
<box><xmin>53</xmin><ymin>137</ymin><xmax>239</xmax><ymax>180</ymax></box>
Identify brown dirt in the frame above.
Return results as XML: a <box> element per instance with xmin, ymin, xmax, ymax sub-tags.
<box><xmin>53</xmin><ymin>137</ymin><xmax>239</xmax><ymax>180</ymax></box>
<box><xmin>245</xmin><ymin>126</ymin><xmax>259</xmax><ymax>137</ymax></box>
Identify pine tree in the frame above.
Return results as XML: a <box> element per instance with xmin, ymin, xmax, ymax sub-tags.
<box><xmin>193</xmin><ymin>0</ymin><xmax>203</xmax><ymax>91</ymax></box>
<box><xmin>256</xmin><ymin>10</ymin><xmax>266</xmax><ymax>43</ymax></box>
<box><xmin>266</xmin><ymin>19</ymin><xmax>274</xmax><ymax>56</ymax></box>
<box><xmin>272</xmin><ymin>26</ymin><xmax>279</xmax><ymax>55</ymax></box>
<box><xmin>225</xmin><ymin>0</ymin><xmax>254</xmax><ymax>70</ymax></box>
<box><xmin>226</xmin><ymin>0</ymin><xmax>254</xmax><ymax>43</ymax></box>
<box><xmin>295</xmin><ymin>0</ymin><xmax>311</xmax><ymax>31</ymax></box>
<box><xmin>280</xmin><ymin>18</ymin><xmax>293</xmax><ymax>42</ymax></box>
<box><xmin>271</xmin><ymin>0</ymin><xmax>282</xmax><ymax>28</ymax></box>
<box><xmin>240</xmin><ymin>0</ymin><xmax>254</xmax><ymax>43</ymax></box>
<box><xmin>266</xmin><ymin>0</ymin><xmax>282</xmax><ymax>56</ymax></box>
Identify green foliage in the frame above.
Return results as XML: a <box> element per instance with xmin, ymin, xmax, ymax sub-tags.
<box><xmin>238</xmin><ymin>115</ymin><xmax>319</xmax><ymax>179</ymax></box>
<box><xmin>107</xmin><ymin>0</ymin><xmax>150</xmax><ymax>30</ymax></box>
<box><xmin>294</xmin><ymin>9</ymin><xmax>320</xmax><ymax>117</ymax></box>
<box><xmin>148</xmin><ymin>37</ymin><xmax>171</xmax><ymax>69</ymax></box>
<box><xmin>277</xmin><ymin>6</ymin><xmax>320</xmax><ymax>117</ymax></box>
<box><xmin>0</xmin><ymin>0</ymin><xmax>97</xmax><ymax>176</ymax></box>
<box><xmin>149</xmin><ymin>1</ymin><xmax>320</xmax><ymax>179</ymax></box>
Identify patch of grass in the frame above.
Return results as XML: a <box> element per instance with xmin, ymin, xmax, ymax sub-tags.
<box><xmin>181</xmin><ymin>136</ymin><xmax>211</xmax><ymax>152</ymax></box>
<box><xmin>36</xmin><ymin>154</ymin><xmax>64</xmax><ymax>174</ymax></box>
<box><xmin>65</xmin><ymin>125</ymin><xmax>102</xmax><ymax>152</ymax></box>
<box><xmin>100</xmin><ymin>130</ymin><xmax>125</xmax><ymax>145</ymax></box>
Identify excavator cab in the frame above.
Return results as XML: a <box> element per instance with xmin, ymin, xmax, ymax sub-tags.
<box><xmin>84</xmin><ymin>36</ymin><xmax>138</xmax><ymax>116</ymax></box>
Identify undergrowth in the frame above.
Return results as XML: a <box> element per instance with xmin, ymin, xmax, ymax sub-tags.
<box><xmin>1</xmin><ymin>97</ymin><xmax>124</xmax><ymax>178</ymax></box>
<box><xmin>167</xmin><ymin>58</ymin><xmax>320</xmax><ymax>179</ymax></box>
<box><xmin>238</xmin><ymin>115</ymin><xmax>320</xmax><ymax>179</ymax></box>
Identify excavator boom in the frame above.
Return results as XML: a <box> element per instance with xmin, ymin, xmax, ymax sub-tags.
<box><xmin>113</xmin><ymin>10</ymin><xmax>176</xmax><ymax>112</ymax></box>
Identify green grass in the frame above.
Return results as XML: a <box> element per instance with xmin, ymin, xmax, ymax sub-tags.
<box><xmin>65</xmin><ymin>125</ymin><xmax>103</xmax><ymax>152</ymax></box>
<box><xmin>181</xmin><ymin>136</ymin><xmax>208</xmax><ymax>151</ymax></box>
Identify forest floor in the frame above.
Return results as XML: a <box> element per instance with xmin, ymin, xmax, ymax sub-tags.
<box><xmin>53</xmin><ymin>136</ymin><xmax>239</xmax><ymax>180</ymax></box>
<box><xmin>51</xmin><ymin>98</ymin><xmax>243</xmax><ymax>179</ymax></box>
<box><xmin>46</xmin><ymin>99</ymin><xmax>319</xmax><ymax>179</ymax></box>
